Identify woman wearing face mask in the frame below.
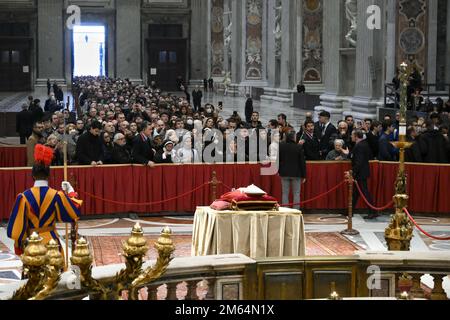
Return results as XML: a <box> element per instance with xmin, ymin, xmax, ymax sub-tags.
<box><xmin>185</xmin><ymin>117</ymin><xmax>194</xmax><ymax>131</ymax></box>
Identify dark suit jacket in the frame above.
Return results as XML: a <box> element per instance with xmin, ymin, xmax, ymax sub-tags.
<box><xmin>192</xmin><ymin>90</ymin><xmax>203</xmax><ymax>104</ymax></box>
<box><xmin>314</xmin><ymin>122</ymin><xmax>337</xmax><ymax>158</ymax></box>
<box><xmin>351</xmin><ymin>140</ymin><xmax>371</xmax><ymax>180</ymax></box>
<box><xmin>75</xmin><ymin>132</ymin><xmax>104</xmax><ymax>165</ymax></box>
<box><xmin>279</xmin><ymin>141</ymin><xmax>307</xmax><ymax>178</ymax></box>
<box><xmin>112</xmin><ymin>144</ymin><xmax>132</xmax><ymax>164</ymax></box>
<box><xmin>132</xmin><ymin>134</ymin><xmax>155</xmax><ymax>164</ymax></box>
<box><xmin>16</xmin><ymin>110</ymin><xmax>33</xmax><ymax>135</ymax></box>
<box><xmin>302</xmin><ymin>134</ymin><xmax>321</xmax><ymax>161</ymax></box>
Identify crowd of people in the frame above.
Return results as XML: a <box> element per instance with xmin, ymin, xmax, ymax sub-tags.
<box><xmin>15</xmin><ymin>76</ymin><xmax>450</xmax><ymax>168</ymax></box>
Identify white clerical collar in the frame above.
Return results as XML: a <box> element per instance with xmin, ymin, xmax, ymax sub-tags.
<box><xmin>34</xmin><ymin>180</ymin><xmax>49</xmax><ymax>187</ymax></box>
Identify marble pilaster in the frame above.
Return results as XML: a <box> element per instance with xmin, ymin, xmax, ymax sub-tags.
<box><xmin>318</xmin><ymin>0</ymin><xmax>344</xmax><ymax>117</ymax></box>
<box><xmin>36</xmin><ymin>0</ymin><xmax>65</xmax><ymax>86</ymax></box>
<box><xmin>447</xmin><ymin>0</ymin><xmax>450</xmax><ymax>83</ymax></box>
<box><xmin>191</xmin><ymin>0</ymin><xmax>209</xmax><ymax>81</ymax></box>
<box><xmin>116</xmin><ymin>0</ymin><xmax>142</xmax><ymax>83</ymax></box>
<box><xmin>427</xmin><ymin>0</ymin><xmax>438</xmax><ymax>84</ymax></box>
<box><xmin>349</xmin><ymin>0</ymin><xmax>384</xmax><ymax>120</ymax></box>
<box><xmin>279</xmin><ymin>0</ymin><xmax>292</xmax><ymax>89</ymax></box>
<box><xmin>229</xmin><ymin>0</ymin><xmax>242</xmax><ymax>95</ymax></box>
<box><xmin>385</xmin><ymin>0</ymin><xmax>397</xmax><ymax>84</ymax></box>
<box><xmin>260</xmin><ymin>0</ymin><xmax>278</xmax><ymax>102</ymax></box>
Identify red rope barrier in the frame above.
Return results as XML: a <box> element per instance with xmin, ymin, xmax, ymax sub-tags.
<box><xmin>354</xmin><ymin>181</ymin><xmax>394</xmax><ymax>211</ymax></box>
<box><xmin>403</xmin><ymin>207</ymin><xmax>450</xmax><ymax>241</ymax></box>
<box><xmin>78</xmin><ymin>182</ymin><xmax>211</xmax><ymax>206</ymax></box>
<box><xmin>220</xmin><ymin>182</ymin><xmax>234</xmax><ymax>191</ymax></box>
<box><xmin>280</xmin><ymin>180</ymin><xmax>346</xmax><ymax>207</ymax></box>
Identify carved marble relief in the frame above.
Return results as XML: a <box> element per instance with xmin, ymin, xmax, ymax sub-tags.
<box><xmin>344</xmin><ymin>0</ymin><xmax>357</xmax><ymax>47</ymax></box>
<box><xmin>245</xmin><ymin>0</ymin><xmax>263</xmax><ymax>80</ymax></box>
<box><xmin>273</xmin><ymin>0</ymin><xmax>282</xmax><ymax>58</ymax></box>
<box><xmin>211</xmin><ymin>0</ymin><xmax>224</xmax><ymax>76</ymax></box>
<box><xmin>302</xmin><ymin>0</ymin><xmax>322</xmax><ymax>83</ymax></box>
<box><xmin>397</xmin><ymin>0</ymin><xmax>428</xmax><ymax>79</ymax></box>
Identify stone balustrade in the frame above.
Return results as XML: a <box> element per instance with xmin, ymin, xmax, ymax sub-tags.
<box><xmin>1</xmin><ymin>252</ymin><xmax>449</xmax><ymax>300</ymax></box>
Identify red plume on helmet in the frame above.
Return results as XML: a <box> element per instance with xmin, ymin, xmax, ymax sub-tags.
<box><xmin>34</xmin><ymin>144</ymin><xmax>54</xmax><ymax>167</ymax></box>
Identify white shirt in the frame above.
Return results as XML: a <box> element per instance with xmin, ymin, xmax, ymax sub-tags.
<box><xmin>34</xmin><ymin>180</ymin><xmax>49</xmax><ymax>188</ymax></box>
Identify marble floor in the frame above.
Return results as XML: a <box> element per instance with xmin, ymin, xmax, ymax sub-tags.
<box><xmin>1</xmin><ymin>212</ymin><xmax>449</xmax><ymax>296</ymax></box>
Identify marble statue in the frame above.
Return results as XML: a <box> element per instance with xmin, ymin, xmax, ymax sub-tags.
<box><xmin>345</xmin><ymin>0</ymin><xmax>357</xmax><ymax>47</ymax></box>
<box><xmin>224</xmin><ymin>20</ymin><xmax>232</xmax><ymax>54</ymax></box>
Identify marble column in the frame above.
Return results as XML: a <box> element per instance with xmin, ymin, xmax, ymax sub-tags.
<box><xmin>260</xmin><ymin>0</ymin><xmax>277</xmax><ymax>102</ymax></box>
<box><xmin>385</xmin><ymin>0</ymin><xmax>397</xmax><ymax>84</ymax></box>
<box><xmin>446</xmin><ymin>0</ymin><xmax>450</xmax><ymax>84</ymax></box>
<box><xmin>427</xmin><ymin>0</ymin><xmax>438</xmax><ymax>84</ymax></box>
<box><xmin>295</xmin><ymin>1</ymin><xmax>303</xmax><ymax>88</ymax></box>
<box><xmin>36</xmin><ymin>0</ymin><xmax>65</xmax><ymax>86</ymax></box>
<box><xmin>223</xmin><ymin>0</ymin><xmax>232</xmax><ymax>75</ymax></box>
<box><xmin>191</xmin><ymin>0</ymin><xmax>208</xmax><ymax>82</ymax></box>
<box><xmin>229</xmin><ymin>0</ymin><xmax>242</xmax><ymax>95</ymax></box>
<box><xmin>274</xmin><ymin>0</ymin><xmax>295</xmax><ymax>105</ymax></box>
<box><xmin>318</xmin><ymin>0</ymin><xmax>345</xmax><ymax>119</ymax></box>
<box><xmin>349</xmin><ymin>0</ymin><xmax>384</xmax><ymax>120</ymax></box>
<box><xmin>116</xmin><ymin>0</ymin><xmax>142</xmax><ymax>83</ymax></box>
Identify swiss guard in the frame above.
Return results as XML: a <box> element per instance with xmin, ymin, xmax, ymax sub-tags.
<box><xmin>7</xmin><ymin>144</ymin><xmax>82</xmax><ymax>256</ymax></box>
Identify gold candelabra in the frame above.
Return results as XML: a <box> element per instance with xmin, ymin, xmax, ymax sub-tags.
<box><xmin>10</xmin><ymin>224</ymin><xmax>175</xmax><ymax>300</ymax></box>
<box><xmin>384</xmin><ymin>62</ymin><xmax>414</xmax><ymax>251</ymax></box>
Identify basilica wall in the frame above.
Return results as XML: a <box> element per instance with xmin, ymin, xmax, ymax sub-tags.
<box><xmin>0</xmin><ymin>0</ymin><xmax>448</xmax><ymax>119</ymax></box>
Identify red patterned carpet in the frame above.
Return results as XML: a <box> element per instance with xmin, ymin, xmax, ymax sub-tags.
<box><xmin>87</xmin><ymin>235</ymin><xmax>193</xmax><ymax>266</ymax></box>
<box><xmin>86</xmin><ymin>232</ymin><xmax>362</xmax><ymax>267</ymax></box>
<box><xmin>305</xmin><ymin>232</ymin><xmax>363</xmax><ymax>255</ymax></box>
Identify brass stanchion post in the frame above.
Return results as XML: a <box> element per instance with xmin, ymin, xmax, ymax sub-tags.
<box><xmin>210</xmin><ymin>171</ymin><xmax>219</xmax><ymax>203</ymax></box>
<box><xmin>341</xmin><ymin>170</ymin><xmax>359</xmax><ymax>236</ymax></box>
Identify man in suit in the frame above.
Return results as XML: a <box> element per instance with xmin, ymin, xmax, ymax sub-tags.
<box><xmin>348</xmin><ymin>129</ymin><xmax>378</xmax><ymax>219</ymax></box>
<box><xmin>132</xmin><ymin>121</ymin><xmax>155</xmax><ymax>167</ymax></box>
<box><xmin>278</xmin><ymin>131</ymin><xmax>307</xmax><ymax>210</ymax></box>
<box><xmin>75</xmin><ymin>121</ymin><xmax>104</xmax><ymax>166</ymax></box>
<box><xmin>245</xmin><ymin>94</ymin><xmax>253</xmax><ymax>123</ymax></box>
<box><xmin>314</xmin><ymin>111</ymin><xmax>337</xmax><ymax>159</ymax></box>
<box><xmin>16</xmin><ymin>104</ymin><xmax>33</xmax><ymax>144</ymax></box>
<box><xmin>298</xmin><ymin>120</ymin><xmax>321</xmax><ymax>160</ymax></box>
<box><xmin>192</xmin><ymin>86</ymin><xmax>203</xmax><ymax>112</ymax></box>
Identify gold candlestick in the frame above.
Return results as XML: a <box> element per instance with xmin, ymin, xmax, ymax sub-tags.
<box><xmin>385</xmin><ymin>62</ymin><xmax>414</xmax><ymax>251</ymax></box>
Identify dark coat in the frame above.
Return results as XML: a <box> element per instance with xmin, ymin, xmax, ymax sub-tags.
<box><xmin>279</xmin><ymin>141</ymin><xmax>307</xmax><ymax>178</ymax></box>
<box><xmin>378</xmin><ymin>133</ymin><xmax>397</xmax><ymax>161</ymax></box>
<box><xmin>351</xmin><ymin>140</ymin><xmax>371</xmax><ymax>180</ymax></box>
<box><xmin>16</xmin><ymin>110</ymin><xmax>33</xmax><ymax>136</ymax></box>
<box><xmin>112</xmin><ymin>144</ymin><xmax>132</xmax><ymax>164</ymax></box>
<box><xmin>413</xmin><ymin>130</ymin><xmax>450</xmax><ymax>163</ymax></box>
<box><xmin>314</xmin><ymin>122</ymin><xmax>337</xmax><ymax>159</ymax></box>
<box><xmin>29</xmin><ymin>105</ymin><xmax>44</xmax><ymax>124</ymax></box>
<box><xmin>245</xmin><ymin>98</ymin><xmax>253</xmax><ymax>123</ymax></box>
<box><xmin>132</xmin><ymin>134</ymin><xmax>155</xmax><ymax>164</ymax></box>
<box><xmin>192</xmin><ymin>90</ymin><xmax>203</xmax><ymax>104</ymax></box>
<box><xmin>154</xmin><ymin>150</ymin><xmax>174</xmax><ymax>164</ymax></box>
<box><xmin>75</xmin><ymin>132</ymin><xmax>104</xmax><ymax>165</ymax></box>
<box><xmin>299</xmin><ymin>132</ymin><xmax>321</xmax><ymax>161</ymax></box>
<box><xmin>366</xmin><ymin>131</ymin><xmax>379</xmax><ymax>160</ymax></box>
